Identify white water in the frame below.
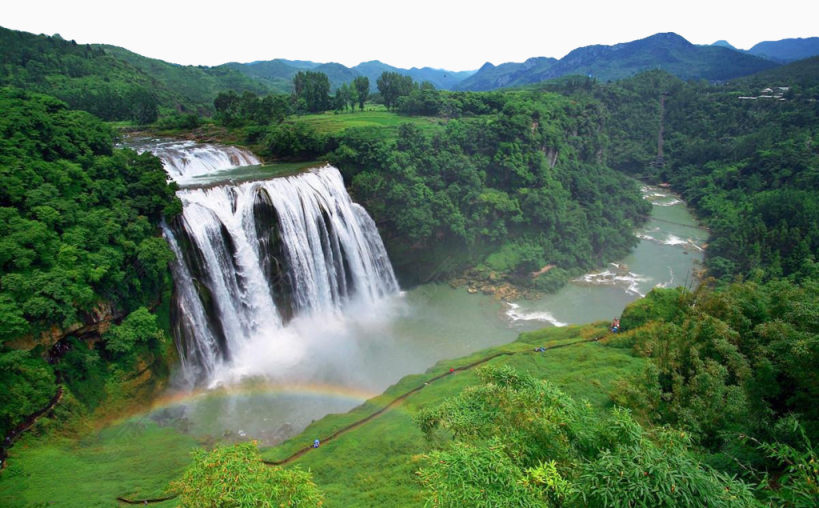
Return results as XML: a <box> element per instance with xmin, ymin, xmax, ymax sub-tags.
<box><xmin>505</xmin><ymin>185</ymin><xmax>706</xmax><ymax>328</ymax></box>
<box><xmin>129</xmin><ymin>138</ymin><xmax>261</xmax><ymax>185</ymax></box>
<box><xmin>166</xmin><ymin>165</ymin><xmax>399</xmax><ymax>386</ymax></box>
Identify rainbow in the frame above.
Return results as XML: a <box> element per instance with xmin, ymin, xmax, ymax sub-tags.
<box><xmin>145</xmin><ymin>381</ymin><xmax>381</xmax><ymax>413</ymax></box>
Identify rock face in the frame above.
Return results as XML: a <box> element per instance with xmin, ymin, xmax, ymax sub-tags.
<box><xmin>7</xmin><ymin>302</ymin><xmax>121</xmax><ymax>352</ymax></box>
<box><xmin>450</xmin><ymin>270</ymin><xmax>543</xmax><ymax>301</ymax></box>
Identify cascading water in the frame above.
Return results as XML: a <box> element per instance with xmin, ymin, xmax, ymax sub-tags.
<box><xmin>164</xmin><ymin>165</ymin><xmax>399</xmax><ymax>385</ymax></box>
<box><xmin>128</xmin><ymin>138</ymin><xmax>261</xmax><ymax>184</ymax></box>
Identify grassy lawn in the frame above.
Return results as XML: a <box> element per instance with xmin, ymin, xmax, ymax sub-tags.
<box><xmin>0</xmin><ymin>324</ymin><xmax>645</xmax><ymax>507</ymax></box>
<box><xmin>0</xmin><ymin>419</ymin><xmax>197</xmax><ymax>507</ymax></box>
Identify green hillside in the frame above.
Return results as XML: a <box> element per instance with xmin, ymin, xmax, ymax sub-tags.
<box><xmin>97</xmin><ymin>45</ymin><xmax>275</xmax><ymax>110</ymax></box>
<box><xmin>0</xmin><ymin>26</ymin><xmax>276</xmax><ymax>121</ymax></box>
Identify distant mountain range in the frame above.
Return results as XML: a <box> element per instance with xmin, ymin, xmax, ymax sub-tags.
<box><xmin>221</xmin><ymin>58</ymin><xmax>475</xmax><ymax>93</ymax></box>
<box><xmin>222</xmin><ymin>32</ymin><xmax>818</xmax><ymax>93</ymax></box>
<box><xmin>747</xmin><ymin>37</ymin><xmax>819</xmax><ymax>63</ymax></box>
<box><xmin>456</xmin><ymin>33</ymin><xmax>780</xmax><ymax>90</ymax></box>
<box><xmin>1</xmin><ymin>25</ymin><xmax>818</xmax><ymax>117</ymax></box>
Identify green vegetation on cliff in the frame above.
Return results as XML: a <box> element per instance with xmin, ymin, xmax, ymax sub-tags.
<box><xmin>0</xmin><ymin>88</ymin><xmax>179</xmax><ymax>438</ymax></box>
<box><xmin>330</xmin><ymin>91</ymin><xmax>650</xmax><ymax>286</ymax></box>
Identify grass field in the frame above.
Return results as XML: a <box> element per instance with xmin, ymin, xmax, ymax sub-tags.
<box><xmin>0</xmin><ymin>420</ymin><xmax>196</xmax><ymax>507</ymax></box>
<box><xmin>292</xmin><ymin>107</ymin><xmax>444</xmax><ymax>138</ymax></box>
<box><xmin>0</xmin><ymin>324</ymin><xmax>645</xmax><ymax>507</ymax></box>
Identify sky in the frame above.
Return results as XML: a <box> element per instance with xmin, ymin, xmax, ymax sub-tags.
<box><xmin>3</xmin><ymin>0</ymin><xmax>817</xmax><ymax>71</ymax></box>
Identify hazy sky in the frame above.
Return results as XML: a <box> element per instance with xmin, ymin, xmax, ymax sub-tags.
<box><xmin>3</xmin><ymin>1</ymin><xmax>817</xmax><ymax>70</ymax></box>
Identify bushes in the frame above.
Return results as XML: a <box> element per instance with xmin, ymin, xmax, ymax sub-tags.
<box><xmin>170</xmin><ymin>442</ymin><xmax>322</xmax><ymax>507</ymax></box>
<box><xmin>416</xmin><ymin>366</ymin><xmax>756</xmax><ymax>507</ymax></box>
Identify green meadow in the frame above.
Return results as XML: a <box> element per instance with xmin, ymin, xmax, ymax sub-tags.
<box><xmin>293</xmin><ymin>107</ymin><xmax>443</xmax><ymax>137</ymax></box>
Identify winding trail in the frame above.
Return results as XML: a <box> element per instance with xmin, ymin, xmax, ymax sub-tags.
<box><xmin>1</xmin><ymin>386</ymin><xmax>63</xmax><ymax>471</ymax></box>
<box><xmin>116</xmin><ymin>335</ymin><xmax>602</xmax><ymax>504</ymax></box>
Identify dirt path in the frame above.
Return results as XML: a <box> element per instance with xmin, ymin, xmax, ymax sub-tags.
<box><xmin>1</xmin><ymin>386</ymin><xmax>63</xmax><ymax>471</ymax></box>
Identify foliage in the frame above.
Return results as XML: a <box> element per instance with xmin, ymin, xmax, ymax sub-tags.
<box><xmin>0</xmin><ymin>349</ymin><xmax>55</xmax><ymax>438</ymax></box>
<box><xmin>353</xmin><ymin>76</ymin><xmax>369</xmax><ymax>110</ymax></box>
<box><xmin>262</xmin><ymin>122</ymin><xmax>327</xmax><ymax>160</ymax></box>
<box><xmin>751</xmin><ymin>417</ymin><xmax>819</xmax><ymax>507</ymax></box>
<box><xmin>558</xmin><ymin>65</ymin><xmax>819</xmax><ymax>282</ymax></box>
<box><xmin>170</xmin><ymin>441</ymin><xmax>323</xmax><ymax>507</ymax></box>
<box><xmin>416</xmin><ymin>439</ymin><xmax>540</xmax><ymax>507</ymax></box>
<box><xmin>619</xmin><ymin>286</ymin><xmax>691</xmax><ymax>331</ymax></box>
<box><xmin>377</xmin><ymin>71</ymin><xmax>415</xmax><ymax>110</ymax></box>
<box><xmin>330</xmin><ymin>91</ymin><xmax>649</xmax><ymax>283</ymax></box>
<box><xmin>214</xmin><ymin>90</ymin><xmax>289</xmax><ymax>126</ymax></box>
<box><xmin>104</xmin><ymin>307</ymin><xmax>166</xmax><ymax>357</ymax></box>
<box><xmin>0</xmin><ymin>88</ymin><xmax>179</xmax><ymax>337</ymax></box>
<box><xmin>416</xmin><ymin>365</ymin><xmax>756</xmax><ymax>507</ymax></box>
<box><xmin>0</xmin><ymin>27</ymin><xmax>273</xmax><ymax>121</ymax></box>
<box><xmin>575</xmin><ymin>427</ymin><xmax>757</xmax><ymax>507</ymax></box>
<box><xmin>292</xmin><ymin>71</ymin><xmax>331</xmax><ymax>113</ymax></box>
<box><xmin>0</xmin><ymin>87</ymin><xmax>178</xmax><ymax>436</ymax></box>
<box><xmin>613</xmin><ymin>278</ymin><xmax>819</xmax><ymax>498</ymax></box>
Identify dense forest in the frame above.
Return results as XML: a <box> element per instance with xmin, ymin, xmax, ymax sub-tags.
<box><xmin>0</xmin><ymin>88</ymin><xmax>179</xmax><ymax>440</ymax></box>
<box><xmin>542</xmin><ymin>61</ymin><xmax>819</xmax><ymax>282</ymax></box>
<box><xmin>0</xmin><ymin>27</ymin><xmax>273</xmax><ymax>121</ymax></box>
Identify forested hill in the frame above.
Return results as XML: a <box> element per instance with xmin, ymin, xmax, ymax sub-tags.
<box><xmin>0</xmin><ymin>27</ymin><xmax>273</xmax><ymax>121</ymax></box>
<box><xmin>0</xmin><ymin>87</ymin><xmax>179</xmax><ymax>440</ymax></box>
<box><xmin>457</xmin><ymin>33</ymin><xmax>778</xmax><ymax>91</ymax></box>
<box><xmin>551</xmin><ymin>58</ymin><xmax>819</xmax><ymax>282</ymax></box>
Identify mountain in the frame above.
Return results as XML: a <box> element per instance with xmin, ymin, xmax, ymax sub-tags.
<box><xmin>456</xmin><ymin>57</ymin><xmax>557</xmax><ymax>91</ymax></box>
<box><xmin>97</xmin><ymin>44</ymin><xmax>275</xmax><ymax>105</ymax></box>
<box><xmin>748</xmin><ymin>37</ymin><xmax>819</xmax><ymax>62</ymax></box>
<box><xmin>219</xmin><ymin>59</ymin><xmax>304</xmax><ymax>92</ymax></box>
<box><xmin>731</xmin><ymin>55</ymin><xmax>819</xmax><ymax>90</ymax></box>
<box><xmin>711</xmin><ymin>40</ymin><xmax>737</xmax><ymax>50</ymax></box>
<box><xmin>0</xmin><ymin>26</ymin><xmax>276</xmax><ymax>120</ymax></box>
<box><xmin>225</xmin><ymin>58</ymin><xmax>473</xmax><ymax>92</ymax></box>
<box><xmin>457</xmin><ymin>33</ymin><xmax>779</xmax><ymax>91</ymax></box>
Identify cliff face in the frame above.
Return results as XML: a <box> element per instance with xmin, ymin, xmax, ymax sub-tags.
<box><xmin>7</xmin><ymin>302</ymin><xmax>121</xmax><ymax>353</ymax></box>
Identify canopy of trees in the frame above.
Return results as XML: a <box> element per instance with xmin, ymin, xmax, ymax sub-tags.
<box><xmin>292</xmin><ymin>71</ymin><xmax>331</xmax><ymax>113</ymax></box>
<box><xmin>547</xmin><ymin>65</ymin><xmax>819</xmax><ymax>282</ymax></box>
<box><xmin>0</xmin><ymin>87</ymin><xmax>178</xmax><ymax>437</ymax></box>
<box><xmin>613</xmin><ymin>279</ymin><xmax>819</xmax><ymax>505</ymax></box>
<box><xmin>417</xmin><ymin>365</ymin><xmax>757</xmax><ymax>507</ymax></box>
<box><xmin>329</xmin><ymin>91</ymin><xmax>650</xmax><ymax>285</ymax></box>
<box><xmin>170</xmin><ymin>442</ymin><xmax>323</xmax><ymax>506</ymax></box>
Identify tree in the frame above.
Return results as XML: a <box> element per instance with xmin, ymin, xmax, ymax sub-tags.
<box><xmin>170</xmin><ymin>442</ymin><xmax>323</xmax><ymax>507</ymax></box>
<box><xmin>292</xmin><ymin>71</ymin><xmax>330</xmax><ymax>113</ymax></box>
<box><xmin>214</xmin><ymin>90</ymin><xmax>241</xmax><ymax>126</ymax></box>
<box><xmin>353</xmin><ymin>76</ymin><xmax>369</xmax><ymax>110</ymax></box>
<box><xmin>376</xmin><ymin>71</ymin><xmax>414</xmax><ymax>110</ymax></box>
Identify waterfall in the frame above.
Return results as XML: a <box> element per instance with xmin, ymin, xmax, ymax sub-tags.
<box><xmin>165</xmin><ymin>165</ymin><xmax>399</xmax><ymax>385</ymax></box>
<box><xmin>130</xmin><ymin>138</ymin><xmax>261</xmax><ymax>184</ymax></box>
